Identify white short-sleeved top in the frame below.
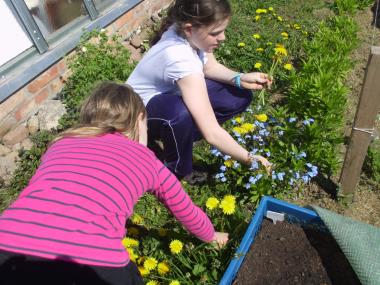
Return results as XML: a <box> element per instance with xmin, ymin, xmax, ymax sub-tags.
<box><xmin>127</xmin><ymin>25</ymin><xmax>208</xmax><ymax>106</ymax></box>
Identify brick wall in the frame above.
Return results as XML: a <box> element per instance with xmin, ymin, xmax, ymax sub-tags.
<box><xmin>0</xmin><ymin>0</ymin><xmax>172</xmax><ymax>147</ymax></box>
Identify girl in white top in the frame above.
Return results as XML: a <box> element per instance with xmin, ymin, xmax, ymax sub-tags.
<box><xmin>127</xmin><ymin>0</ymin><xmax>272</xmax><ymax>182</ymax></box>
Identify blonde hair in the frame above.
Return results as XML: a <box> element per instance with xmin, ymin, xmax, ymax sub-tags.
<box><xmin>54</xmin><ymin>81</ymin><xmax>146</xmax><ymax>142</ymax></box>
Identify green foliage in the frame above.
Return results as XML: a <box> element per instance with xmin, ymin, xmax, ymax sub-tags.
<box><xmin>0</xmin><ymin>131</ymin><xmax>54</xmax><ymax>212</ymax></box>
<box><xmin>286</xmin><ymin>15</ymin><xmax>358</xmax><ymax>175</ymax></box>
<box><xmin>365</xmin><ymin>139</ymin><xmax>380</xmax><ymax>184</ymax></box>
<box><xmin>58</xmin><ymin>29</ymin><xmax>135</xmax><ymax>130</ymax></box>
<box><xmin>334</xmin><ymin>0</ymin><xmax>360</xmax><ymax>14</ymax></box>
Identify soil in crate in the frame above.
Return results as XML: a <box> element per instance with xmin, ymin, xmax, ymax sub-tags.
<box><xmin>233</xmin><ymin>219</ymin><xmax>361</xmax><ymax>285</ymax></box>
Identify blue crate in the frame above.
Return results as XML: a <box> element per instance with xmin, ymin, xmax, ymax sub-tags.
<box><xmin>218</xmin><ymin>196</ymin><xmax>323</xmax><ymax>285</ymax></box>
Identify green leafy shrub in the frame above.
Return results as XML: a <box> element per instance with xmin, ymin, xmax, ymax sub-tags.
<box><xmin>286</xmin><ymin>15</ymin><xmax>358</xmax><ymax>175</ymax></box>
<box><xmin>0</xmin><ymin>131</ymin><xmax>54</xmax><ymax>211</ymax></box>
<box><xmin>58</xmin><ymin>29</ymin><xmax>135</xmax><ymax>130</ymax></box>
<box><xmin>365</xmin><ymin>139</ymin><xmax>380</xmax><ymax>183</ymax></box>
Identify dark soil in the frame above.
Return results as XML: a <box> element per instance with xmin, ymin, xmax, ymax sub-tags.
<box><xmin>233</xmin><ymin>219</ymin><xmax>361</xmax><ymax>285</ymax></box>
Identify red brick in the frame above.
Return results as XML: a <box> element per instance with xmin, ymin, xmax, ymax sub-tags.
<box><xmin>0</xmin><ymin>89</ymin><xmax>25</xmax><ymax>122</ymax></box>
<box><xmin>14</xmin><ymin>98</ymin><xmax>37</xmax><ymax>122</ymax></box>
<box><xmin>113</xmin><ymin>11</ymin><xmax>133</xmax><ymax>30</ymax></box>
<box><xmin>27</xmin><ymin>65</ymin><xmax>59</xmax><ymax>93</ymax></box>
<box><xmin>0</xmin><ymin>116</ymin><xmax>18</xmax><ymax>137</ymax></box>
<box><xmin>35</xmin><ymin>87</ymin><xmax>50</xmax><ymax>104</ymax></box>
<box><xmin>50</xmin><ymin>78</ymin><xmax>64</xmax><ymax>95</ymax></box>
<box><xmin>3</xmin><ymin>124</ymin><xmax>29</xmax><ymax>146</ymax></box>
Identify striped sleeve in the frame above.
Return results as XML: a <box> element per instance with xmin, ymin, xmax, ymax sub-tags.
<box><xmin>149</xmin><ymin>159</ymin><xmax>215</xmax><ymax>242</ymax></box>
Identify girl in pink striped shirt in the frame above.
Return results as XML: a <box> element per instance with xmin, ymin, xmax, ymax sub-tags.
<box><xmin>0</xmin><ymin>82</ymin><xmax>228</xmax><ymax>285</ymax></box>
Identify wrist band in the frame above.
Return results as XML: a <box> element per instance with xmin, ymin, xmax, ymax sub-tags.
<box><xmin>232</xmin><ymin>73</ymin><xmax>242</xmax><ymax>89</ymax></box>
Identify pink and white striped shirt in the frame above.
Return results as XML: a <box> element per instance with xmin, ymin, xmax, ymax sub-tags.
<box><xmin>0</xmin><ymin>133</ymin><xmax>215</xmax><ymax>267</ymax></box>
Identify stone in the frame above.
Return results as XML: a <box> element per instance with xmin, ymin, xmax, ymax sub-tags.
<box><xmin>130</xmin><ymin>34</ymin><xmax>143</xmax><ymax>48</ymax></box>
<box><xmin>20</xmin><ymin>138</ymin><xmax>33</xmax><ymax>151</ymax></box>
<box><xmin>27</xmin><ymin>115</ymin><xmax>40</xmax><ymax>134</ymax></box>
<box><xmin>0</xmin><ymin>144</ymin><xmax>12</xmax><ymax>156</ymax></box>
<box><xmin>38</xmin><ymin>100</ymin><xmax>66</xmax><ymax>131</ymax></box>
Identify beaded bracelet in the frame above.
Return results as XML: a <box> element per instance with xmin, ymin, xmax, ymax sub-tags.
<box><xmin>232</xmin><ymin>73</ymin><xmax>242</xmax><ymax>89</ymax></box>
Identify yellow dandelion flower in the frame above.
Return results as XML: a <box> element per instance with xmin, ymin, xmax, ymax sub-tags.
<box><xmin>268</xmin><ymin>7</ymin><xmax>274</xmax><ymax>11</ymax></box>
<box><xmin>274</xmin><ymin>44</ymin><xmax>288</xmax><ymax>57</ymax></box>
<box><xmin>158</xmin><ymin>228</ymin><xmax>168</xmax><ymax>237</ymax></box>
<box><xmin>137</xmin><ymin>256</ymin><xmax>145</xmax><ymax>265</ymax></box>
<box><xmin>255</xmin><ymin>114</ymin><xmax>268</xmax><ymax>122</ymax></box>
<box><xmin>293</xmin><ymin>23</ymin><xmax>301</xmax><ymax>29</ymax></box>
<box><xmin>146</xmin><ymin>280</ymin><xmax>158</xmax><ymax>285</ymax></box>
<box><xmin>138</xmin><ymin>266</ymin><xmax>150</xmax><ymax>276</ymax></box>
<box><xmin>254</xmin><ymin>62</ymin><xmax>262</xmax><ymax>69</ymax></box>
<box><xmin>277</xmin><ymin>16</ymin><xmax>283</xmax><ymax>21</ymax></box>
<box><xmin>237</xmin><ymin>42</ymin><xmax>246</xmax><ymax>47</ymax></box>
<box><xmin>303</xmin><ymin>31</ymin><xmax>308</xmax><ymax>35</ymax></box>
<box><xmin>131</xmin><ymin>213</ymin><xmax>144</xmax><ymax>224</ymax></box>
<box><xmin>122</xmin><ymin>237</ymin><xmax>139</xmax><ymax>248</ymax></box>
<box><xmin>220</xmin><ymin>195</ymin><xmax>236</xmax><ymax>215</ymax></box>
<box><xmin>253</xmin><ymin>34</ymin><xmax>261</xmax><ymax>39</ymax></box>
<box><xmin>241</xmin><ymin>123</ymin><xmax>255</xmax><ymax>132</ymax></box>
<box><xmin>224</xmin><ymin>159</ymin><xmax>233</xmax><ymax>168</ymax></box>
<box><xmin>255</xmin><ymin>15</ymin><xmax>260</xmax><ymax>21</ymax></box>
<box><xmin>169</xmin><ymin>281</ymin><xmax>180</xmax><ymax>285</ymax></box>
<box><xmin>256</xmin><ymin>8</ymin><xmax>267</xmax><ymax>13</ymax></box>
<box><xmin>144</xmin><ymin>257</ymin><xmax>158</xmax><ymax>271</ymax></box>
<box><xmin>169</xmin><ymin>240</ymin><xmax>183</xmax><ymax>254</ymax></box>
<box><xmin>233</xmin><ymin>126</ymin><xmax>248</xmax><ymax>135</ymax></box>
<box><xmin>266</xmin><ymin>42</ymin><xmax>273</xmax><ymax>46</ymax></box>
<box><xmin>158</xmin><ymin>262</ymin><xmax>170</xmax><ymax>275</ymax></box>
<box><xmin>256</xmin><ymin>47</ymin><xmax>264</xmax><ymax>52</ymax></box>
<box><xmin>126</xmin><ymin>247</ymin><xmax>138</xmax><ymax>262</ymax></box>
<box><xmin>281</xmin><ymin>32</ymin><xmax>288</xmax><ymax>38</ymax></box>
<box><xmin>284</xmin><ymin>63</ymin><xmax>293</xmax><ymax>70</ymax></box>
<box><xmin>206</xmin><ymin>197</ymin><xmax>220</xmax><ymax>210</ymax></box>
<box><xmin>235</xmin><ymin>116</ymin><xmax>243</xmax><ymax>123</ymax></box>
<box><xmin>127</xmin><ymin>227</ymin><xmax>139</xmax><ymax>237</ymax></box>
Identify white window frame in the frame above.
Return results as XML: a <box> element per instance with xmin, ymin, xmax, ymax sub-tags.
<box><xmin>0</xmin><ymin>0</ymin><xmax>142</xmax><ymax>102</ymax></box>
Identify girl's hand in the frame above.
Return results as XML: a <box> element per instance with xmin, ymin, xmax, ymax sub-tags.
<box><xmin>211</xmin><ymin>232</ymin><xmax>229</xmax><ymax>249</ymax></box>
<box><xmin>248</xmin><ymin>154</ymin><xmax>273</xmax><ymax>174</ymax></box>
<box><xmin>240</xmin><ymin>73</ymin><xmax>272</xmax><ymax>90</ymax></box>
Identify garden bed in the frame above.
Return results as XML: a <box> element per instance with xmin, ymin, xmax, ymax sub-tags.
<box><xmin>233</xmin><ymin>219</ymin><xmax>361</xmax><ymax>285</ymax></box>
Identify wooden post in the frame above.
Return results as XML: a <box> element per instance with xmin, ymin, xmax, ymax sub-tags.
<box><xmin>339</xmin><ymin>46</ymin><xmax>380</xmax><ymax>198</ymax></box>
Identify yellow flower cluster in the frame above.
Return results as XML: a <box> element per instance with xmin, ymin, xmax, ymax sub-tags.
<box><xmin>274</xmin><ymin>44</ymin><xmax>288</xmax><ymax>57</ymax></box>
<box><xmin>255</xmin><ymin>8</ymin><xmax>268</xmax><ymax>14</ymax></box>
<box><xmin>169</xmin><ymin>240</ymin><xmax>183</xmax><ymax>254</ymax></box>
<box><xmin>144</xmin><ymin>257</ymin><xmax>158</xmax><ymax>271</ymax></box>
<box><xmin>131</xmin><ymin>213</ymin><xmax>144</xmax><ymax>225</ymax></box>
<box><xmin>284</xmin><ymin>63</ymin><xmax>293</xmax><ymax>70</ymax></box>
<box><xmin>122</xmin><ymin>237</ymin><xmax>139</xmax><ymax>248</ymax></box>
<box><xmin>157</xmin><ymin>261</ymin><xmax>170</xmax><ymax>275</ymax></box>
<box><xmin>206</xmin><ymin>197</ymin><xmax>220</xmax><ymax>210</ymax></box>
<box><xmin>169</xmin><ymin>281</ymin><xmax>180</xmax><ymax>285</ymax></box>
<box><xmin>224</xmin><ymin>159</ymin><xmax>233</xmax><ymax>167</ymax></box>
<box><xmin>254</xmin><ymin>62</ymin><xmax>262</xmax><ymax>69</ymax></box>
<box><xmin>253</xmin><ymin>33</ymin><xmax>261</xmax><ymax>39</ymax></box>
<box><xmin>146</xmin><ymin>280</ymin><xmax>158</xmax><ymax>285</ymax></box>
<box><xmin>238</xmin><ymin>42</ymin><xmax>246</xmax><ymax>47</ymax></box>
<box><xmin>255</xmin><ymin>114</ymin><xmax>268</xmax><ymax>122</ymax></box>
<box><xmin>219</xmin><ymin>195</ymin><xmax>236</xmax><ymax>215</ymax></box>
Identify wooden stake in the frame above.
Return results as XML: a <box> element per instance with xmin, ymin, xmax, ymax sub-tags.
<box><xmin>340</xmin><ymin>46</ymin><xmax>380</xmax><ymax>197</ymax></box>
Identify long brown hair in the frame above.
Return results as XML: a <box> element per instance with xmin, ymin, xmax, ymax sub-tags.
<box><xmin>151</xmin><ymin>0</ymin><xmax>232</xmax><ymax>46</ymax></box>
<box><xmin>54</xmin><ymin>82</ymin><xmax>146</xmax><ymax>142</ymax></box>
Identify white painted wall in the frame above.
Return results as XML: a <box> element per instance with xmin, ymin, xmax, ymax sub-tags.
<box><xmin>0</xmin><ymin>2</ymin><xmax>32</xmax><ymax>66</ymax></box>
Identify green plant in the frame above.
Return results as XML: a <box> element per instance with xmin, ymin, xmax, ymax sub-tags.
<box><xmin>58</xmin><ymin>29</ymin><xmax>136</xmax><ymax>130</ymax></box>
<box><xmin>365</xmin><ymin>139</ymin><xmax>380</xmax><ymax>183</ymax></box>
<box><xmin>0</xmin><ymin>131</ymin><xmax>54</xmax><ymax>212</ymax></box>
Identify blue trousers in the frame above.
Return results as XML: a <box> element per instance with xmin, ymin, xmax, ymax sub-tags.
<box><xmin>146</xmin><ymin>79</ymin><xmax>252</xmax><ymax>177</ymax></box>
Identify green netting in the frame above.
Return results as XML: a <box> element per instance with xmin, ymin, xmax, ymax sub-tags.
<box><xmin>311</xmin><ymin>206</ymin><xmax>380</xmax><ymax>285</ymax></box>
